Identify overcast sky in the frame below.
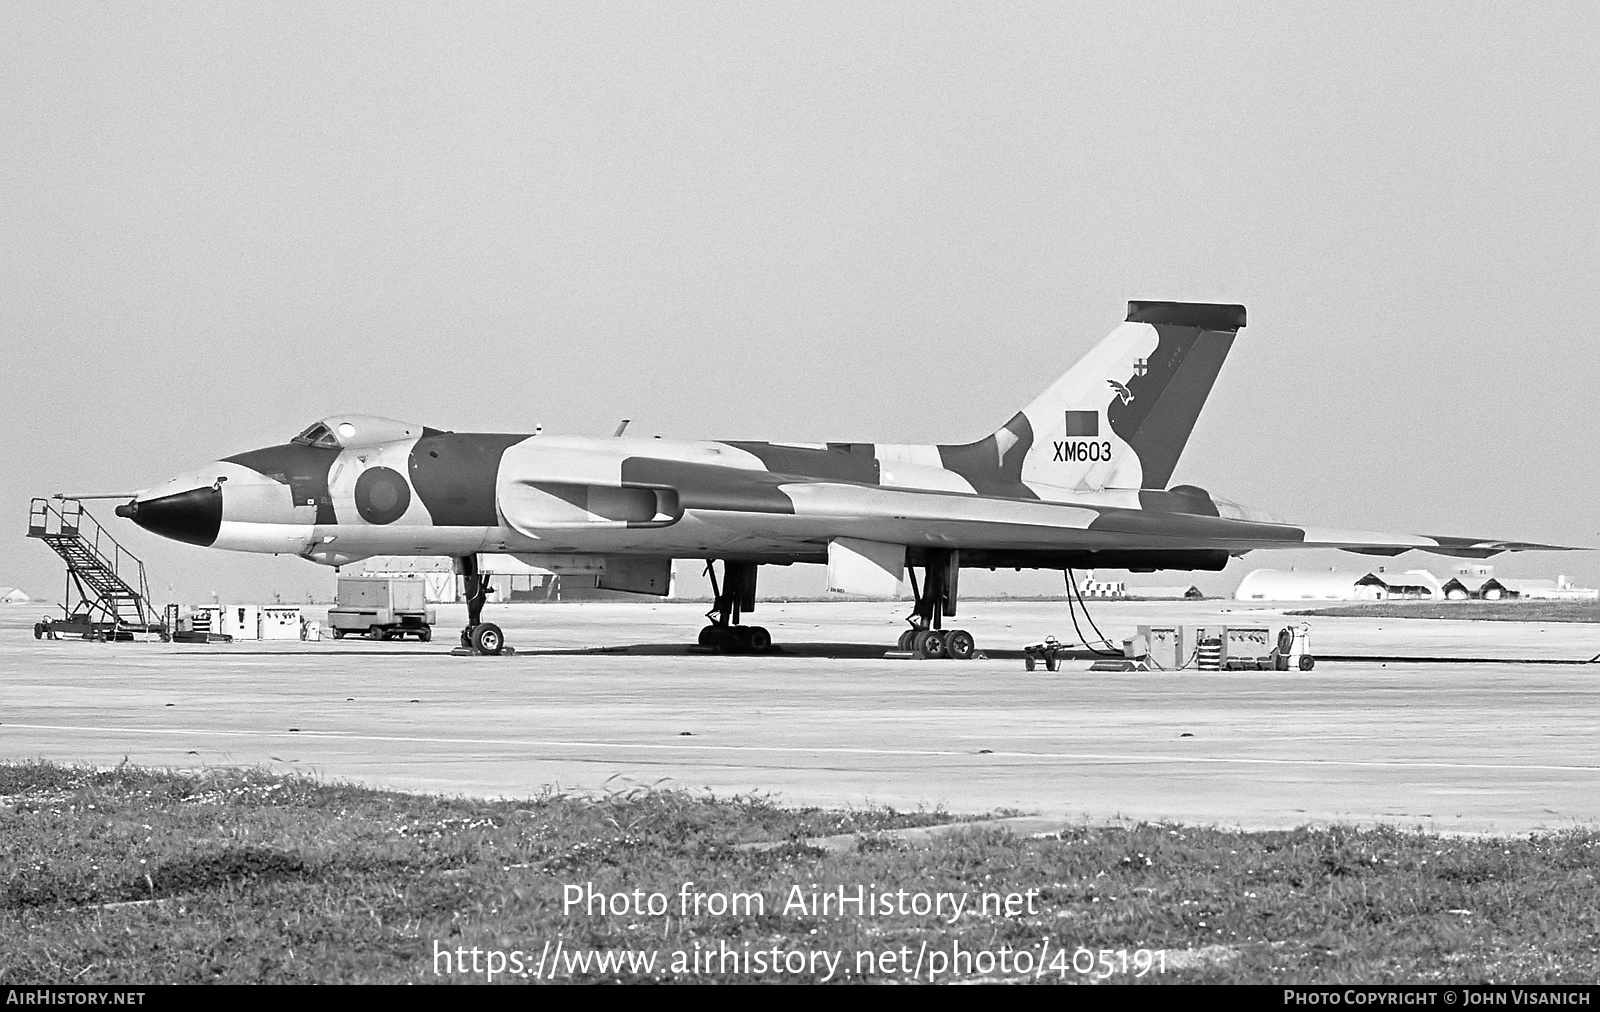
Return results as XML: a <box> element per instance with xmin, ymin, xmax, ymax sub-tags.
<box><xmin>3</xmin><ymin>2</ymin><xmax>1596</xmax><ymax>604</ymax></box>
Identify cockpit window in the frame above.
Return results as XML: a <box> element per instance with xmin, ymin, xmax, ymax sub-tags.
<box><xmin>291</xmin><ymin>423</ymin><xmax>340</xmax><ymax>448</ymax></box>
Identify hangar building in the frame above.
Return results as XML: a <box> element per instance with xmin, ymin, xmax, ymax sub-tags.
<box><xmin>1234</xmin><ymin>568</ymin><xmax>1443</xmax><ymax>602</ymax></box>
<box><xmin>1236</xmin><ymin>569</ymin><xmax>1381</xmax><ymax>602</ymax></box>
<box><xmin>1074</xmin><ymin>572</ymin><xmax>1203</xmax><ymax>600</ymax></box>
<box><xmin>1495</xmin><ymin>576</ymin><xmax>1598</xmax><ymax>601</ymax></box>
<box><xmin>1234</xmin><ymin>566</ymin><xmax>1597</xmax><ymax>602</ymax></box>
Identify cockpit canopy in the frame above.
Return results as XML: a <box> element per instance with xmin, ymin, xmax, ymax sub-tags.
<box><xmin>290</xmin><ymin>415</ymin><xmax>427</xmax><ymax>450</ymax></box>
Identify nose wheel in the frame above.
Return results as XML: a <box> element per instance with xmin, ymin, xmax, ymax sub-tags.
<box><xmin>466</xmin><ymin>622</ymin><xmax>504</xmax><ymax>655</ymax></box>
<box><xmin>455</xmin><ymin>555</ymin><xmax>508</xmax><ymax>656</ymax></box>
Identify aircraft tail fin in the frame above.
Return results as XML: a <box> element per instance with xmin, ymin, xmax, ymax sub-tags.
<box><xmin>939</xmin><ymin>301</ymin><xmax>1244</xmax><ymax>495</ymax></box>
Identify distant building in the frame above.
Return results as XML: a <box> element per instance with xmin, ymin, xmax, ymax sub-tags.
<box><xmin>1440</xmin><ymin>575</ymin><xmax>1509</xmax><ymax>600</ymax></box>
<box><xmin>1354</xmin><ymin>570</ymin><xmax>1443</xmax><ymax>600</ymax></box>
<box><xmin>1235</xmin><ymin>565</ymin><xmax>1596</xmax><ymax>603</ymax></box>
<box><xmin>1124</xmin><ymin>586</ymin><xmax>1205</xmax><ymax>600</ymax></box>
<box><xmin>1432</xmin><ymin>563</ymin><xmax>1597</xmax><ymax>601</ymax></box>
<box><xmin>0</xmin><ymin>587</ymin><xmax>32</xmax><ymax>604</ymax></box>
<box><xmin>1496</xmin><ymin>576</ymin><xmax>1599</xmax><ymax>601</ymax></box>
<box><xmin>1076</xmin><ymin>574</ymin><xmax>1126</xmax><ymax>598</ymax></box>
<box><xmin>1234</xmin><ymin>568</ymin><xmax>1440</xmax><ymax>601</ymax></box>
<box><xmin>1233</xmin><ymin>569</ymin><xmax>1383</xmax><ymax>602</ymax></box>
<box><xmin>1070</xmin><ymin>571</ymin><xmax>1202</xmax><ymax>600</ymax></box>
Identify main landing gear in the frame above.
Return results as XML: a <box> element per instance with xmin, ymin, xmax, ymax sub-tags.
<box><xmin>697</xmin><ymin>561</ymin><xmax>773</xmax><ymax>654</ymax></box>
<box><xmin>895</xmin><ymin>549</ymin><xmax>976</xmax><ymax>660</ymax></box>
<box><xmin>456</xmin><ymin>554</ymin><xmax>507</xmax><ymax>656</ymax></box>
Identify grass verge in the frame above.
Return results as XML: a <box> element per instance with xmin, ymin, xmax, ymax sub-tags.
<box><xmin>2</xmin><ymin>761</ymin><xmax>1597</xmax><ymax>984</ymax></box>
<box><xmin>1288</xmin><ymin>600</ymin><xmax>1600</xmax><ymax>623</ymax></box>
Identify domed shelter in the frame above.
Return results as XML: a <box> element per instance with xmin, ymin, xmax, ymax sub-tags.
<box><xmin>1233</xmin><ymin>569</ymin><xmax>1381</xmax><ymax>602</ymax></box>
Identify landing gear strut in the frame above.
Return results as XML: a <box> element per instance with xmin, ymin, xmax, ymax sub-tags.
<box><xmin>457</xmin><ymin>554</ymin><xmax>505</xmax><ymax>655</ymax></box>
<box><xmin>697</xmin><ymin>561</ymin><xmax>772</xmax><ymax>653</ymax></box>
<box><xmin>896</xmin><ymin>549</ymin><xmax>976</xmax><ymax>660</ymax></box>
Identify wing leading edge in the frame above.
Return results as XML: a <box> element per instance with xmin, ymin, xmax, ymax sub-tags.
<box><xmin>613</xmin><ymin>457</ymin><xmax>1577</xmax><ymax>560</ymax></box>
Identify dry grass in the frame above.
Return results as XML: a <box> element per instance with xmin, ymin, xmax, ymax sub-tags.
<box><xmin>3</xmin><ymin>762</ymin><xmax>1598</xmax><ymax>984</ymax></box>
<box><xmin>1288</xmin><ymin>600</ymin><xmax>1600</xmax><ymax>624</ymax></box>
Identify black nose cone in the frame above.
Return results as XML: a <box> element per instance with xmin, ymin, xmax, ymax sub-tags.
<box><xmin>120</xmin><ymin>487</ymin><xmax>223</xmax><ymax>546</ymax></box>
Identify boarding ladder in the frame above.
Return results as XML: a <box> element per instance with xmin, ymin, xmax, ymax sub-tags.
<box><xmin>26</xmin><ymin>497</ymin><xmax>165</xmax><ymax>640</ymax></box>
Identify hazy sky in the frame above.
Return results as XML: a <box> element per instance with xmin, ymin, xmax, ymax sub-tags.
<box><xmin>3</xmin><ymin>2</ymin><xmax>1597</xmax><ymax>604</ymax></box>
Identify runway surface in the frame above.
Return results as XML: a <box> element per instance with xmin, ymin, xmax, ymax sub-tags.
<box><xmin>3</xmin><ymin>599</ymin><xmax>1598</xmax><ymax>834</ymax></box>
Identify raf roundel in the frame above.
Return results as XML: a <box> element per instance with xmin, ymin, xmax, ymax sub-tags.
<box><xmin>354</xmin><ymin>466</ymin><xmax>412</xmax><ymax>525</ymax></box>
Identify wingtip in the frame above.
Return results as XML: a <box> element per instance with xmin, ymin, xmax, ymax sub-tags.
<box><xmin>1424</xmin><ymin>538</ymin><xmax>1592</xmax><ymax>558</ymax></box>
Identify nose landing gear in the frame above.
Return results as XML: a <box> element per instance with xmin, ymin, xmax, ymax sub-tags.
<box><xmin>455</xmin><ymin>554</ymin><xmax>509</xmax><ymax>656</ymax></box>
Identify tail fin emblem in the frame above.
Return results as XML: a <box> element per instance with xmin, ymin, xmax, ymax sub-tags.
<box><xmin>1107</xmin><ymin>379</ymin><xmax>1133</xmax><ymax>404</ymax></box>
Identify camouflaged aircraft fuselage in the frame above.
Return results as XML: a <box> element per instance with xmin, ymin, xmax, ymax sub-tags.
<box><xmin>117</xmin><ymin>302</ymin><xmax>1567</xmax><ymax>579</ymax></box>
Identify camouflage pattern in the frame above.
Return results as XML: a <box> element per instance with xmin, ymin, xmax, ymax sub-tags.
<box><xmin>117</xmin><ymin>302</ymin><xmax>1572</xmax><ymax>582</ymax></box>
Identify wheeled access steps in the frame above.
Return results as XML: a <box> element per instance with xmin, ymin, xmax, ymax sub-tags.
<box><xmin>27</xmin><ymin>498</ymin><xmax>168</xmax><ymax>642</ymax></box>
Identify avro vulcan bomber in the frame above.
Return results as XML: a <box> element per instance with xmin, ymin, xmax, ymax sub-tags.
<box><xmin>117</xmin><ymin>302</ymin><xmax>1568</xmax><ymax>656</ymax></box>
